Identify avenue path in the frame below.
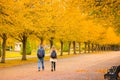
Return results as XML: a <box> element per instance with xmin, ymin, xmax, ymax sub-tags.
<box><xmin>0</xmin><ymin>51</ymin><xmax>120</xmax><ymax>80</ymax></box>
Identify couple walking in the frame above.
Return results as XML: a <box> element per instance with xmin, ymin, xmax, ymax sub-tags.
<box><xmin>37</xmin><ymin>45</ymin><xmax>57</xmax><ymax>72</ymax></box>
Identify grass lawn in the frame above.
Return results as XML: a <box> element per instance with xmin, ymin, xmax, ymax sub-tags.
<box><xmin>0</xmin><ymin>51</ymin><xmax>78</xmax><ymax>68</ymax></box>
<box><xmin>5</xmin><ymin>51</ymin><xmax>36</xmax><ymax>58</ymax></box>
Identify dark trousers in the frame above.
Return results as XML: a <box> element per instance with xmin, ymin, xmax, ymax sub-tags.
<box><xmin>51</xmin><ymin>61</ymin><xmax>56</xmax><ymax>71</ymax></box>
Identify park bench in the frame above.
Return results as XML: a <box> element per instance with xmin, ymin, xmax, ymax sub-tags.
<box><xmin>104</xmin><ymin>65</ymin><xmax>120</xmax><ymax>80</ymax></box>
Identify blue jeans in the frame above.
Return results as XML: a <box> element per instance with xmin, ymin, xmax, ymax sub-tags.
<box><xmin>38</xmin><ymin>58</ymin><xmax>44</xmax><ymax>70</ymax></box>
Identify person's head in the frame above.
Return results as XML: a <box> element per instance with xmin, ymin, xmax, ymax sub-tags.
<box><xmin>52</xmin><ymin>45</ymin><xmax>55</xmax><ymax>50</ymax></box>
<box><xmin>39</xmin><ymin>45</ymin><xmax>43</xmax><ymax>49</ymax></box>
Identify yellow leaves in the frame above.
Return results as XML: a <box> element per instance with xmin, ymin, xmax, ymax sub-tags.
<box><xmin>0</xmin><ymin>0</ymin><xmax>15</xmax><ymax>35</ymax></box>
<box><xmin>0</xmin><ymin>0</ymin><xmax>120</xmax><ymax>46</ymax></box>
<box><xmin>117</xmin><ymin>10</ymin><xmax>120</xmax><ymax>16</ymax></box>
<box><xmin>104</xmin><ymin>27</ymin><xmax>120</xmax><ymax>44</ymax></box>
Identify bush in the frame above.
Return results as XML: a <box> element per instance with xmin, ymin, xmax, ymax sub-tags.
<box><xmin>21</xmin><ymin>39</ymin><xmax>32</xmax><ymax>55</ymax></box>
<box><xmin>26</xmin><ymin>39</ymin><xmax>32</xmax><ymax>55</ymax></box>
<box><xmin>63</xmin><ymin>42</ymin><xmax>68</xmax><ymax>52</ymax></box>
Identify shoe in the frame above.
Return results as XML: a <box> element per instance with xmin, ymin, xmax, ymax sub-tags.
<box><xmin>38</xmin><ymin>70</ymin><xmax>40</xmax><ymax>72</ymax></box>
<box><xmin>51</xmin><ymin>69</ymin><xmax>53</xmax><ymax>72</ymax></box>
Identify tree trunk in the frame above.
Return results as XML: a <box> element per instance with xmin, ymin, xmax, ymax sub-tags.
<box><xmin>1</xmin><ymin>34</ymin><xmax>7</xmax><ymax>63</ymax></box>
<box><xmin>60</xmin><ymin>40</ymin><xmax>63</xmax><ymax>56</ymax></box>
<box><xmin>95</xmin><ymin>44</ymin><xmax>98</xmax><ymax>52</ymax></box>
<box><xmin>0</xmin><ymin>41</ymin><xmax>1</xmax><ymax>57</ymax></box>
<box><xmin>101</xmin><ymin>45</ymin><xmax>103</xmax><ymax>51</ymax></box>
<box><xmin>22</xmin><ymin>35</ymin><xmax>27</xmax><ymax>60</ymax></box>
<box><xmin>49</xmin><ymin>37</ymin><xmax>54</xmax><ymax>49</ymax></box>
<box><xmin>88</xmin><ymin>41</ymin><xmax>90</xmax><ymax>53</ymax></box>
<box><xmin>97</xmin><ymin>44</ymin><xmax>100</xmax><ymax>51</ymax></box>
<box><xmin>91</xmin><ymin>43</ymin><xmax>94</xmax><ymax>52</ymax></box>
<box><xmin>105</xmin><ymin>45</ymin><xmax>107</xmax><ymax>51</ymax></box>
<box><xmin>78</xmin><ymin>42</ymin><xmax>81</xmax><ymax>54</ymax></box>
<box><xmin>84</xmin><ymin>42</ymin><xmax>87</xmax><ymax>53</ymax></box>
<box><xmin>68</xmin><ymin>41</ymin><xmax>71</xmax><ymax>55</ymax></box>
<box><xmin>40</xmin><ymin>37</ymin><xmax>44</xmax><ymax>45</ymax></box>
<box><xmin>73</xmin><ymin>41</ymin><xmax>76</xmax><ymax>54</ymax></box>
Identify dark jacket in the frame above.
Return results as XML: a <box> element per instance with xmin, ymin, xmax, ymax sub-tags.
<box><xmin>37</xmin><ymin>47</ymin><xmax>45</xmax><ymax>58</ymax></box>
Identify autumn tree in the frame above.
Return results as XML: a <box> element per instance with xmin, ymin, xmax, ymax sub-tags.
<box><xmin>87</xmin><ymin>0</ymin><xmax>120</xmax><ymax>34</ymax></box>
<box><xmin>0</xmin><ymin>0</ymin><xmax>15</xmax><ymax>63</ymax></box>
<box><xmin>32</xmin><ymin>0</ymin><xmax>52</xmax><ymax>45</ymax></box>
<box><xmin>10</xmin><ymin>0</ymin><xmax>37</xmax><ymax>60</ymax></box>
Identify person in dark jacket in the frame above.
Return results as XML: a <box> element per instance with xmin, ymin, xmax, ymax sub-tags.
<box><xmin>50</xmin><ymin>46</ymin><xmax>57</xmax><ymax>72</ymax></box>
<box><xmin>37</xmin><ymin>45</ymin><xmax>45</xmax><ymax>71</ymax></box>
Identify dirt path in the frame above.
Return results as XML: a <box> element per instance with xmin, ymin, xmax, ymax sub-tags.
<box><xmin>0</xmin><ymin>51</ymin><xmax>120</xmax><ymax>80</ymax></box>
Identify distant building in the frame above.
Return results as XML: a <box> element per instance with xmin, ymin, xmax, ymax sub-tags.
<box><xmin>14</xmin><ymin>42</ymin><xmax>22</xmax><ymax>51</ymax></box>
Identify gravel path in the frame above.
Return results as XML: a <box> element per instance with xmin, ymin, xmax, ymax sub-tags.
<box><xmin>0</xmin><ymin>51</ymin><xmax>120</xmax><ymax>80</ymax></box>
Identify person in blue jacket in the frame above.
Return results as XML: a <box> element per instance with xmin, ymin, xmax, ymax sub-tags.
<box><xmin>37</xmin><ymin>45</ymin><xmax>45</xmax><ymax>71</ymax></box>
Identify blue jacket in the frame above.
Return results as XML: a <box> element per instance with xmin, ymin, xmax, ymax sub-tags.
<box><xmin>37</xmin><ymin>47</ymin><xmax>45</xmax><ymax>58</ymax></box>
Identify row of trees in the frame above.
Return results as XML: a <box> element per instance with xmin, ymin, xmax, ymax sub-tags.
<box><xmin>0</xmin><ymin>0</ymin><xmax>120</xmax><ymax>63</ymax></box>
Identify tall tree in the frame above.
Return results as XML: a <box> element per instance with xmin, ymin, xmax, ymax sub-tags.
<box><xmin>10</xmin><ymin>0</ymin><xmax>36</xmax><ymax>60</ymax></box>
<box><xmin>0</xmin><ymin>0</ymin><xmax>14</xmax><ymax>63</ymax></box>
